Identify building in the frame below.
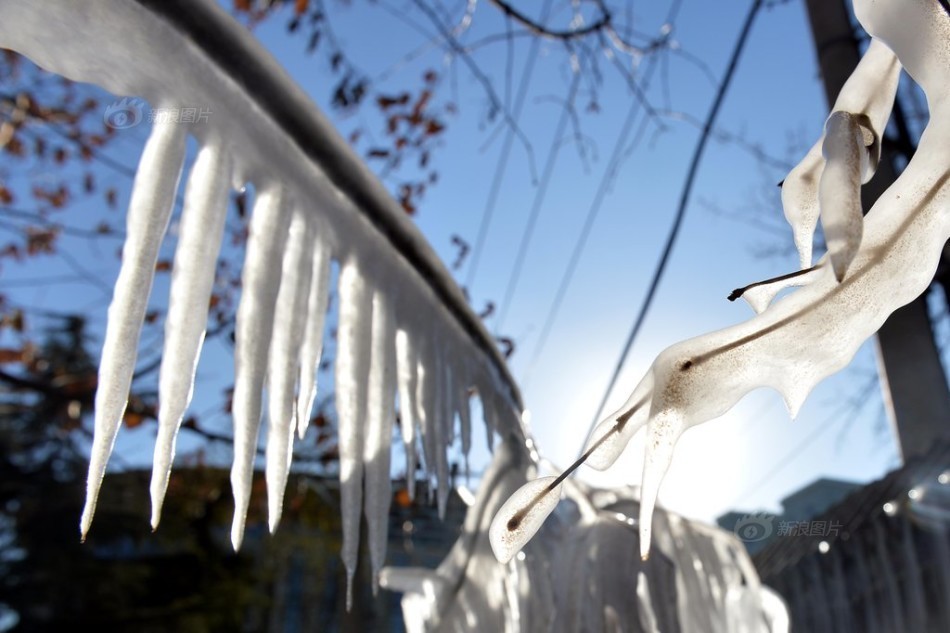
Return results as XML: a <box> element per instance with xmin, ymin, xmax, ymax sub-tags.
<box><xmin>754</xmin><ymin>442</ymin><xmax>950</xmax><ymax>631</ymax></box>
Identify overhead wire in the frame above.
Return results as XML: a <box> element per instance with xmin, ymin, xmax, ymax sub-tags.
<box><xmin>518</xmin><ymin>60</ymin><xmax>669</xmax><ymax>387</ymax></box>
<box><xmin>579</xmin><ymin>0</ymin><xmax>765</xmax><ymax>453</ymax></box>
<box><xmin>495</xmin><ymin>71</ymin><xmax>581</xmax><ymax>333</ymax></box>
<box><xmin>463</xmin><ymin>0</ymin><xmax>555</xmax><ymax>291</ymax></box>
<box><xmin>518</xmin><ymin>90</ymin><xmax>648</xmax><ymax>389</ymax></box>
<box><xmin>517</xmin><ymin>0</ymin><xmax>685</xmax><ymax>388</ymax></box>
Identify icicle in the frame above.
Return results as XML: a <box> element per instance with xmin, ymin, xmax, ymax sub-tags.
<box><xmin>146</xmin><ymin>139</ymin><xmax>232</xmax><ymax>533</ymax></box>
<box><xmin>479</xmin><ymin>382</ymin><xmax>498</xmax><ymax>453</ymax></box>
<box><xmin>638</xmin><ymin>411</ymin><xmax>686</xmax><ymax>560</ymax></box>
<box><xmin>820</xmin><ymin>111</ymin><xmax>867</xmax><ymax>281</ymax></box>
<box><xmin>264</xmin><ymin>209</ymin><xmax>314</xmax><ymax>532</ymax></box>
<box><xmin>782</xmin><ymin>39</ymin><xmax>900</xmax><ymax>269</ymax></box>
<box><xmin>295</xmin><ymin>237</ymin><xmax>331</xmax><ymax>439</ymax></box>
<box><xmin>336</xmin><ymin>258</ymin><xmax>373</xmax><ymax>611</ymax></box>
<box><xmin>82</xmin><ymin>120</ymin><xmax>186</xmax><ymax>538</ymax></box>
<box><xmin>780</xmin><ymin>147</ymin><xmax>822</xmax><ymax>270</ymax></box>
<box><xmin>583</xmin><ymin>369</ymin><xmax>654</xmax><ymax>470</ymax></box>
<box><xmin>395</xmin><ymin>329</ymin><xmax>420</xmax><ymax>499</ymax></box>
<box><xmin>434</xmin><ymin>360</ymin><xmax>452</xmax><ymax>519</ymax></box>
<box><xmin>229</xmin><ymin>186</ymin><xmax>293</xmax><ymax>550</ymax></box>
<box><xmin>363</xmin><ymin>288</ymin><xmax>397</xmax><ymax>594</ymax></box>
<box><xmin>457</xmin><ymin>383</ymin><xmax>472</xmax><ymax>478</ymax></box>
<box><xmin>489</xmin><ymin>476</ymin><xmax>562</xmax><ymax>564</ymax></box>
<box><xmin>417</xmin><ymin>344</ymin><xmax>438</xmax><ymax>494</ymax></box>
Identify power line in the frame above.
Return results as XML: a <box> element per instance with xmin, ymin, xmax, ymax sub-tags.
<box><xmin>518</xmin><ymin>0</ymin><xmax>685</xmax><ymax>387</ymax></box>
<box><xmin>519</xmin><ymin>59</ymin><xmax>664</xmax><ymax>389</ymax></box>
<box><xmin>519</xmin><ymin>99</ymin><xmax>641</xmax><ymax>387</ymax></box>
<box><xmin>463</xmin><ymin>0</ymin><xmax>554</xmax><ymax>291</ymax></box>
<box><xmin>495</xmin><ymin>72</ymin><xmax>580</xmax><ymax>332</ymax></box>
<box><xmin>580</xmin><ymin>0</ymin><xmax>764</xmax><ymax>450</ymax></box>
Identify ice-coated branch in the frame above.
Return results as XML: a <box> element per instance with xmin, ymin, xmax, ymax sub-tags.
<box><xmin>781</xmin><ymin>38</ymin><xmax>900</xmax><ymax>270</ymax></box>
<box><xmin>491</xmin><ymin>0</ymin><xmax>950</xmax><ymax>563</ymax></box>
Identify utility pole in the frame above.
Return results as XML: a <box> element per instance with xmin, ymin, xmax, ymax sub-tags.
<box><xmin>804</xmin><ymin>0</ymin><xmax>950</xmax><ymax>461</ymax></box>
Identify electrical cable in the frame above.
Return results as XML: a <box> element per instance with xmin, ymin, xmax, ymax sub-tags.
<box><xmin>579</xmin><ymin>0</ymin><xmax>764</xmax><ymax>454</ymax></box>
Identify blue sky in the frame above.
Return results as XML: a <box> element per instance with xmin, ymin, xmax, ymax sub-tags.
<box><xmin>1</xmin><ymin>0</ymin><xmax>913</xmax><ymax>526</ymax></box>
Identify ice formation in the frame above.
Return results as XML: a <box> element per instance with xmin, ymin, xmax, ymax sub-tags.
<box><xmin>16</xmin><ymin>0</ymin><xmax>946</xmax><ymax>628</ymax></box>
<box><xmin>0</xmin><ymin>0</ymin><xmax>523</xmax><ymax>610</ymax></box>
<box><xmin>385</xmin><ymin>444</ymin><xmax>788</xmax><ymax>632</ymax></box>
<box><xmin>490</xmin><ymin>0</ymin><xmax>950</xmax><ymax>564</ymax></box>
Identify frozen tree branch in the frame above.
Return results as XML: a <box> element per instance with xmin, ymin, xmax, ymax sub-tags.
<box><xmin>487</xmin><ymin>0</ymin><xmax>611</xmax><ymax>41</ymax></box>
<box><xmin>490</xmin><ymin>0</ymin><xmax>950</xmax><ymax>565</ymax></box>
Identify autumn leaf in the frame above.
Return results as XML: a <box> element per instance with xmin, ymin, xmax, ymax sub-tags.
<box><xmin>411</xmin><ymin>90</ymin><xmax>431</xmax><ymax>121</ymax></box>
<box><xmin>2</xmin><ymin>309</ymin><xmax>25</xmax><ymax>332</ymax></box>
<box><xmin>31</xmin><ymin>184</ymin><xmax>68</xmax><ymax>208</ymax></box>
<box><xmin>4</xmin><ymin>136</ymin><xmax>24</xmax><ymax>157</ymax></box>
<box><xmin>394</xmin><ymin>488</ymin><xmax>412</xmax><ymax>508</ymax></box>
<box><xmin>123</xmin><ymin>410</ymin><xmax>147</xmax><ymax>429</ymax></box>
<box><xmin>25</xmin><ymin>226</ymin><xmax>59</xmax><ymax>255</ymax></box>
<box><xmin>0</xmin><ymin>347</ymin><xmax>26</xmax><ymax>364</ymax></box>
<box><xmin>397</xmin><ymin>183</ymin><xmax>415</xmax><ymax>215</ymax></box>
<box><xmin>377</xmin><ymin>93</ymin><xmax>410</xmax><ymax>110</ymax></box>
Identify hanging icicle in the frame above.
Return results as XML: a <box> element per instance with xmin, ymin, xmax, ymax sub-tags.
<box><xmin>364</xmin><ymin>288</ymin><xmax>398</xmax><ymax>594</ymax></box>
<box><xmin>91</xmin><ymin>119</ymin><xmax>186</xmax><ymax>535</ymax></box>
<box><xmin>296</xmin><ymin>236</ymin><xmax>332</xmax><ymax>439</ymax></box>
<box><xmin>0</xmin><ymin>0</ymin><xmax>525</xmax><ymax>612</ymax></box>
<box><xmin>123</xmin><ymin>136</ymin><xmax>231</xmax><ymax>539</ymax></box>
<box><xmin>230</xmin><ymin>186</ymin><xmax>293</xmax><ymax>550</ymax></box>
<box><xmin>265</xmin><ymin>208</ymin><xmax>314</xmax><ymax>532</ymax></box>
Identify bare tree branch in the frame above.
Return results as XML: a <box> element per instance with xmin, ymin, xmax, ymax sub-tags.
<box><xmin>487</xmin><ymin>0</ymin><xmax>610</xmax><ymax>41</ymax></box>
